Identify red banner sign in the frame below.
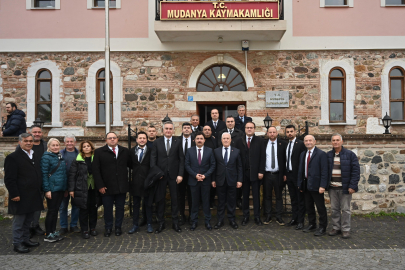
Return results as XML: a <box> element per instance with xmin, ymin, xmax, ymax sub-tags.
<box><xmin>160</xmin><ymin>1</ymin><xmax>280</xmax><ymax>21</ymax></box>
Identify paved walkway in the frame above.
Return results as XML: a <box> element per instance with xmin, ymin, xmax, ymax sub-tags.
<box><xmin>0</xmin><ymin>216</ymin><xmax>404</xmax><ymax>268</ymax></box>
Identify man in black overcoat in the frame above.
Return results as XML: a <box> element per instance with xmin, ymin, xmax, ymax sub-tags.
<box><xmin>234</xmin><ymin>105</ymin><xmax>252</xmax><ymax>133</ymax></box>
<box><xmin>150</xmin><ymin>121</ymin><xmax>184</xmax><ymax>233</ymax></box>
<box><xmin>5</xmin><ymin>133</ymin><xmax>43</xmax><ymax>253</ymax></box>
<box><xmin>212</xmin><ymin>133</ymin><xmax>243</xmax><ymax>230</ymax></box>
<box><xmin>217</xmin><ymin>115</ymin><xmax>244</xmax><ymax>148</ymax></box>
<box><xmin>204</xmin><ymin>108</ymin><xmax>226</xmax><ymax>140</ymax></box>
<box><xmin>128</xmin><ymin>131</ymin><xmax>154</xmax><ymax>234</ymax></box>
<box><xmin>93</xmin><ymin>132</ymin><xmax>131</xmax><ymax>237</ymax></box>
<box><xmin>203</xmin><ymin>125</ymin><xmax>217</xmax><ymax>207</ymax></box>
<box><xmin>235</xmin><ymin>122</ymin><xmax>265</xmax><ymax>226</ymax></box>
<box><xmin>283</xmin><ymin>125</ymin><xmax>307</xmax><ymax>230</ymax></box>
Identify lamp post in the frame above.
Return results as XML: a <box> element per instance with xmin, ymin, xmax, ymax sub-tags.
<box><xmin>263</xmin><ymin>113</ymin><xmax>273</xmax><ymax>130</ymax></box>
<box><xmin>382</xmin><ymin>112</ymin><xmax>392</xmax><ymax>135</ymax></box>
<box><xmin>162</xmin><ymin>114</ymin><xmax>171</xmax><ymax>124</ymax></box>
<box><xmin>33</xmin><ymin>118</ymin><xmax>45</xmax><ymax>129</ymax></box>
<box><xmin>104</xmin><ymin>0</ymin><xmax>111</xmax><ymax>134</ymax></box>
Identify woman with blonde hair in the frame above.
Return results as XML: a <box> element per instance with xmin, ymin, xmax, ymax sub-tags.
<box><xmin>41</xmin><ymin>138</ymin><xmax>67</xmax><ymax>243</ymax></box>
<box><xmin>68</xmin><ymin>140</ymin><xmax>99</xmax><ymax>239</ymax></box>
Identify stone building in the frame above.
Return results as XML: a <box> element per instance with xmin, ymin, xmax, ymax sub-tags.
<box><xmin>0</xmin><ymin>0</ymin><xmax>405</xmax><ymax>214</ymax></box>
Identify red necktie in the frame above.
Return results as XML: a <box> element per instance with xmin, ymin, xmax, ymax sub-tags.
<box><xmin>112</xmin><ymin>147</ymin><xmax>116</xmax><ymax>156</ymax></box>
<box><xmin>247</xmin><ymin>137</ymin><xmax>251</xmax><ymax>149</ymax></box>
<box><xmin>198</xmin><ymin>149</ymin><xmax>202</xmax><ymax>165</ymax></box>
<box><xmin>306</xmin><ymin>150</ymin><xmax>311</xmax><ymax>178</ymax></box>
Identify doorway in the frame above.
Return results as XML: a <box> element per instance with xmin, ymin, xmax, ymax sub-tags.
<box><xmin>197</xmin><ymin>102</ymin><xmax>246</xmax><ymax>125</ymax></box>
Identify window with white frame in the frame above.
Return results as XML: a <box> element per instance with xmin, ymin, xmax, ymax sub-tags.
<box><xmin>385</xmin><ymin>0</ymin><xmax>405</xmax><ymax>6</ymax></box>
<box><xmin>87</xmin><ymin>0</ymin><xmax>121</xmax><ymax>9</ymax></box>
<box><xmin>320</xmin><ymin>0</ymin><xmax>354</xmax><ymax>7</ymax></box>
<box><xmin>26</xmin><ymin>0</ymin><xmax>60</xmax><ymax>9</ymax></box>
<box><xmin>319</xmin><ymin>59</ymin><xmax>356</xmax><ymax>126</ymax></box>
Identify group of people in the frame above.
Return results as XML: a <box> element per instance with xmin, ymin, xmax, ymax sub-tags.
<box><xmin>4</xmin><ymin>105</ymin><xmax>360</xmax><ymax>254</ymax></box>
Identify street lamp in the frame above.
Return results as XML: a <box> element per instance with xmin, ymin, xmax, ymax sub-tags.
<box><xmin>162</xmin><ymin>114</ymin><xmax>171</xmax><ymax>124</ymax></box>
<box><xmin>263</xmin><ymin>113</ymin><xmax>273</xmax><ymax>130</ymax></box>
<box><xmin>382</xmin><ymin>112</ymin><xmax>392</xmax><ymax>135</ymax></box>
<box><xmin>33</xmin><ymin>118</ymin><xmax>45</xmax><ymax>129</ymax></box>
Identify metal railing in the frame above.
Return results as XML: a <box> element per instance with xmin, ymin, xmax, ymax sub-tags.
<box><xmin>156</xmin><ymin>0</ymin><xmax>284</xmax><ymax>21</ymax></box>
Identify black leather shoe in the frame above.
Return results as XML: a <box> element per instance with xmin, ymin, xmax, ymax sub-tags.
<box><xmin>303</xmin><ymin>224</ymin><xmax>317</xmax><ymax>233</ymax></box>
<box><xmin>115</xmin><ymin>227</ymin><xmax>122</xmax><ymax>236</ymax></box>
<box><xmin>128</xmin><ymin>225</ymin><xmax>139</xmax><ymax>234</ymax></box>
<box><xmin>31</xmin><ymin>225</ymin><xmax>45</xmax><ymax>236</ymax></box>
<box><xmin>276</xmin><ymin>218</ymin><xmax>285</xmax><ymax>226</ymax></box>
<box><xmin>172</xmin><ymin>224</ymin><xmax>182</xmax><ymax>233</ymax></box>
<box><xmin>139</xmin><ymin>218</ymin><xmax>147</xmax><ymax>227</ymax></box>
<box><xmin>314</xmin><ymin>227</ymin><xmax>326</xmax><ymax>236</ymax></box>
<box><xmin>155</xmin><ymin>224</ymin><xmax>166</xmax><ymax>234</ymax></box>
<box><xmin>22</xmin><ymin>240</ymin><xmax>40</xmax><ymax>247</ymax></box>
<box><xmin>13</xmin><ymin>243</ymin><xmax>29</xmax><ymax>253</ymax></box>
<box><xmin>70</xmin><ymin>226</ymin><xmax>81</xmax><ymax>233</ymax></box>
<box><xmin>190</xmin><ymin>223</ymin><xmax>197</xmax><ymax>231</ymax></box>
<box><xmin>82</xmin><ymin>231</ymin><xmax>90</xmax><ymax>239</ymax></box>
<box><xmin>254</xmin><ymin>217</ymin><xmax>263</xmax><ymax>226</ymax></box>
<box><xmin>295</xmin><ymin>223</ymin><xmax>304</xmax><ymax>230</ymax></box>
<box><xmin>214</xmin><ymin>221</ymin><xmax>224</xmax><ymax>229</ymax></box>
<box><xmin>263</xmin><ymin>216</ymin><xmax>272</xmax><ymax>225</ymax></box>
<box><xmin>236</xmin><ymin>199</ymin><xmax>243</xmax><ymax>210</ymax></box>
<box><xmin>104</xmin><ymin>228</ymin><xmax>112</xmax><ymax>237</ymax></box>
<box><xmin>178</xmin><ymin>215</ymin><xmax>186</xmax><ymax>226</ymax></box>
<box><xmin>230</xmin><ymin>220</ymin><xmax>238</xmax><ymax>229</ymax></box>
<box><xmin>205</xmin><ymin>222</ymin><xmax>212</xmax><ymax>231</ymax></box>
<box><xmin>241</xmin><ymin>217</ymin><xmax>249</xmax><ymax>226</ymax></box>
<box><xmin>90</xmin><ymin>229</ymin><xmax>98</xmax><ymax>236</ymax></box>
<box><xmin>286</xmin><ymin>219</ymin><xmax>297</xmax><ymax>227</ymax></box>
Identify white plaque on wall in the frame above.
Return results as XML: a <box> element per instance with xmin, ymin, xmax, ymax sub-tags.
<box><xmin>266</xmin><ymin>91</ymin><xmax>289</xmax><ymax>108</ymax></box>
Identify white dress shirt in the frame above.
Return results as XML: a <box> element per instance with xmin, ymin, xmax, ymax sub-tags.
<box><xmin>265</xmin><ymin>139</ymin><xmax>279</xmax><ymax>172</ymax></box>
<box><xmin>196</xmin><ymin>146</ymin><xmax>204</xmax><ymax>161</ymax></box>
<box><xmin>222</xmin><ymin>146</ymin><xmax>231</xmax><ymax>162</ymax></box>
<box><xmin>136</xmin><ymin>145</ymin><xmax>147</xmax><ymax>162</ymax></box>
<box><xmin>246</xmin><ymin>135</ymin><xmax>253</xmax><ymax>145</ymax></box>
<box><xmin>108</xmin><ymin>145</ymin><xmax>118</xmax><ymax>158</ymax></box>
<box><xmin>286</xmin><ymin>138</ymin><xmax>296</xmax><ymax>171</ymax></box>
<box><xmin>305</xmin><ymin>147</ymin><xmax>315</xmax><ymax>178</ymax></box>
<box><xmin>228</xmin><ymin>128</ymin><xmax>234</xmax><ymax>134</ymax></box>
<box><xmin>182</xmin><ymin>136</ymin><xmax>192</xmax><ymax>154</ymax></box>
<box><xmin>212</xmin><ymin>120</ymin><xmax>218</xmax><ymax>128</ymax></box>
<box><xmin>22</xmin><ymin>149</ymin><xmax>34</xmax><ymax>159</ymax></box>
<box><xmin>192</xmin><ymin>126</ymin><xmax>199</xmax><ymax>132</ymax></box>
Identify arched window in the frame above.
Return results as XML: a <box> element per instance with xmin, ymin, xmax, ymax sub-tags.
<box><xmin>197</xmin><ymin>65</ymin><xmax>246</xmax><ymax>92</ymax></box>
<box><xmin>36</xmin><ymin>69</ymin><xmax>52</xmax><ymax>123</ymax></box>
<box><xmin>390</xmin><ymin>67</ymin><xmax>405</xmax><ymax>121</ymax></box>
<box><xmin>96</xmin><ymin>69</ymin><xmax>113</xmax><ymax>124</ymax></box>
<box><xmin>329</xmin><ymin>67</ymin><xmax>346</xmax><ymax>122</ymax></box>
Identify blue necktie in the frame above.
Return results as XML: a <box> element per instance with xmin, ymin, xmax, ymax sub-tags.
<box><xmin>138</xmin><ymin>148</ymin><xmax>144</xmax><ymax>162</ymax></box>
<box><xmin>224</xmin><ymin>148</ymin><xmax>228</xmax><ymax>166</ymax></box>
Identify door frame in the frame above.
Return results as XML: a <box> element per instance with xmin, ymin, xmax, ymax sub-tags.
<box><xmin>196</xmin><ymin>101</ymin><xmax>247</xmax><ymax>122</ymax></box>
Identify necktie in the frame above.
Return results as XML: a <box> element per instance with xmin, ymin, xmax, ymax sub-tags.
<box><xmin>271</xmin><ymin>142</ymin><xmax>275</xmax><ymax>169</ymax></box>
<box><xmin>287</xmin><ymin>141</ymin><xmax>292</xmax><ymax>171</ymax></box>
<box><xmin>166</xmin><ymin>139</ymin><xmax>170</xmax><ymax>155</ymax></box>
<box><xmin>306</xmin><ymin>151</ymin><xmax>311</xmax><ymax>178</ymax></box>
<box><xmin>224</xmin><ymin>148</ymin><xmax>228</xmax><ymax>165</ymax></box>
<box><xmin>214</xmin><ymin>122</ymin><xmax>217</xmax><ymax>129</ymax></box>
<box><xmin>241</xmin><ymin>117</ymin><xmax>244</xmax><ymax>123</ymax></box>
<box><xmin>247</xmin><ymin>137</ymin><xmax>251</xmax><ymax>149</ymax></box>
<box><xmin>198</xmin><ymin>149</ymin><xmax>202</xmax><ymax>166</ymax></box>
<box><xmin>229</xmin><ymin>129</ymin><xmax>232</xmax><ymax>134</ymax></box>
<box><xmin>112</xmin><ymin>147</ymin><xmax>116</xmax><ymax>157</ymax></box>
<box><xmin>138</xmin><ymin>148</ymin><xmax>144</xmax><ymax>162</ymax></box>
<box><xmin>184</xmin><ymin>138</ymin><xmax>188</xmax><ymax>156</ymax></box>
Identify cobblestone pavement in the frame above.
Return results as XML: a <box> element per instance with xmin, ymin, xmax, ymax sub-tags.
<box><xmin>0</xmin><ymin>216</ymin><xmax>404</xmax><ymax>268</ymax></box>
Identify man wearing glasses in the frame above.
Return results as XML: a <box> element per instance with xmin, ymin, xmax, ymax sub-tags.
<box><xmin>93</xmin><ymin>132</ymin><xmax>131</xmax><ymax>237</ymax></box>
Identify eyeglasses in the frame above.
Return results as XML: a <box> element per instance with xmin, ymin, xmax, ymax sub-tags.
<box><xmin>107</xmin><ymin>137</ymin><xmax>117</xmax><ymax>140</ymax></box>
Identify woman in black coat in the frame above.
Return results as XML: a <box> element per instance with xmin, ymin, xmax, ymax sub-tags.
<box><xmin>68</xmin><ymin>141</ymin><xmax>98</xmax><ymax>239</ymax></box>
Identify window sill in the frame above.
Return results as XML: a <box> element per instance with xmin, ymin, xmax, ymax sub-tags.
<box><xmin>385</xmin><ymin>5</ymin><xmax>405</xmax><ymax>7</ymax></box>
<box><xmin>91</xmin><ymin>7</ymin><xmax>117</xmax><ymax>9</ymax></box>
<box><xmin>319</xmin><ymin>120</ymin><xmax>356</xmax><ymax>126</ymax></box>
<box><xmin>86</xmin><ymin>121</ymin><xmax>123</xmax><ymax>127</ymax></box>
<box><xmin>324</xmin><ymin>5</ymin><xmax>350</xmax><ymax>7</ymax></box>
<box><xmin>30</xmin><ymin>7</ymin><xmax>56</xmax><ymax>9</ymax></box>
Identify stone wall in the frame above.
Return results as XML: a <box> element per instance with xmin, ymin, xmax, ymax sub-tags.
<box><xmin>1</xmin><ymin>50</ymin><xmax>405</xmax><ymax>137</ymax></box>
<box><xmin>1</xmin><ymin>135</ymin><xmax>405</xmax><ymax>216</ymax></box>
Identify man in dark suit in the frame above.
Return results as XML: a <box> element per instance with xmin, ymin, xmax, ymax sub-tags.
<box><xmin>146</xmin><ymin>125</ymin><xmax>158</xmax><ymax>149</ymax></box>
<box><xmin>234</xmin><ymin>105</ymin><xmax>252</xmax><ymax>132</ymax></box>
<box><xmin>297</xmin><ymin>135</ymin><xmax>329</xmax><ymax>236</ymax></box>
<box><xmin>178</xmin><ymin>122</ymin><xmax>195</xmax><ymax>225</ymax></box>
<box><xmin>204</xmin><ymin>109</ymin><xmax>226</xmax><ymax>140</ymax></box>
<box><xmin>185</xmin><ymin>132</ymin><xmax>216</xmax><ymax>231</ymax></box>
<box><xmin>128</xmin><ymin>131</ymin><xmax>154</xmax><ymax>234</ymax></box>
<box><xmin>202</xmin><ymin>125</ymin><xmax>217</xmax><ymax>208</ymax></box>
<box><xmin>212</xmin><ymin>133</ymin><xmax>243</xmax><ymax>230</ymax></box>
<box><xmin>283</xmin><ymin>125</ymin><xmax>307</xmax><ymax>230</ymax></box>
<box><xmin>191</xmin><ymin>115</ymin><xmax>203</xmax><ymax>134</ymax></box>
<box><xmin>235</xmin><ymin>122</ymin><xmax>265</xmax><ymax>226</ymax></box>
<box><xmin>263</xmin><ymin>126</ymin><xmax>287</xmax><ymax>226</ymax></box>
<box><xmin>151</xmin><ymin>121</ymin><xmax>184</xmax><ymax>233</ymax></box>
<box><xmin>5</xmin><ymin>133</ymin><xmax>43</xmax><ymax>253</ymax></box>
<box><xmin>217</xmin><ymin>116</ymin><xmax>244</xmax><ymax>148</ymax></box>
<box><xmin>93</xmin><ymin>132</ymin><xmax>131</xmax><ymax>237</ymax></box>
